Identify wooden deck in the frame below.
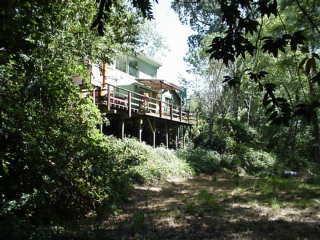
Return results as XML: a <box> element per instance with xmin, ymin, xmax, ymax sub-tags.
<box><xmin>97</xmin><ymin>83</ymin><xmax>194</xmax><ymax>124</ymax></box>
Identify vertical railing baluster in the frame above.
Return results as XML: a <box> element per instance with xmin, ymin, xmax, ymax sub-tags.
<box><xmin>128</xmin><ymin>91</ymin><xmax>131</xmax><ymax>118</ymax></box>
<box><xmin>179</xmin><ymin>103</ymin><xmax>182</xmax><ymax>122</ymax></box>
<box><xmin>107</xmin><ymin>84</ymin><xmax>111</xmax><ymax>111</ymax></box>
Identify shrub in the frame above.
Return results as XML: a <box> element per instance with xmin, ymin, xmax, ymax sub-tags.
<box><xmin>0</xmin><ymin>130</ymin><xmax>155</xmax><ymax>221</ymax></box>
<box><xmin>242</xmin><ymin>148</ymin><xmax>276</xmax><ymax>174</ymax></box>
<box><xmin>220</xmin><ymin>153</ymin><xmax>239</xmax><ymax>169</ymax></box>
<box><xmin>216</xmin><ymin>117</ymin><xmax>258</xmax><ymax>145</ymax></box>
<box><xmin>306</xmin><ymin>175</ymin><xmax>320</xmax><ymax>185</ymax></box>
<box><xmin>1</xmin><ymin>100</ymin><xmax>111</xmax><ymax>220</ymax></box>
<box><xmin>178</xmin><ymin>147</ymin><xmax>222</xmax><ymax>174</ymax></box>
<box><xmin>188</xmin><ymin>117</ymin><xmax>279</xmax><ymax>175</ymax></box>
<box><xmin>87</xmin><ymin>136</ymin><xmax>152</xmax><ymax>209</ymax></box>
<box><xmin>132</xmin><ymin>146</ymin><xmax>194</xmax><ymax>183</ymax></box>
<box><xmin>193</xmin><ymin>132</ymin><xmax>226</xmax><ymax>152</ymax></box>
<box><xmin>193</xmin><ymin>117</ymin><xmax>258</xmax><ymax>153</ymax></box>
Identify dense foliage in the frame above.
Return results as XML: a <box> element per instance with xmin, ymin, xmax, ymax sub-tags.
<box><xmin>2</xmin><ymin>1</ymin><xmax>320</xmax><ymax>237</ymax></box>
<box><xmin>0</xmin><ymin>0</ymin><xmax>186</xmax><ymax>225</ymax></box>
<box><xmin>0</xmin><ymin>0</ymin><xmax>144</xmax><ymax>221</ymax></box>
<box><xmin>173</xmin><ymin>0</ymin><xmax>320</xmax><ymax>170</ymax></box>
<box><xmin>179</xmin><ymin>117</ymin><xmax>276</xmax><ymax>175</ymax></box>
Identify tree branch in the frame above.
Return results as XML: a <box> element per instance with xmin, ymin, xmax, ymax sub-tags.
<box><xmin>294</xmin><ymin>0</ymin><xmax>320</xmax><ymax>35</ymax></box>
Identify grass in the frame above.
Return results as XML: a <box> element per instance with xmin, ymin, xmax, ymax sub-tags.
<box><xmin>95</xmin><ymin>173</ymin><xmax>319</xmax><ymax>239</ymax></box>
<box><xmin>229</xmin><ymin>176</ymin><xmax>320</xmax><ymax>209</ymax></box>
<box><xmin>132</xmin><ymin>146</ymin><xmax>194</xmax><ymax>184</ymax></box>
<box><xmin>2</xmin><ymin>173</ymin><xmax>320</xmax><ymax>239</ymax></box>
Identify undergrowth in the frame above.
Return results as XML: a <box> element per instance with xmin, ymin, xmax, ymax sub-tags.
<box><xmin>185</xmin><ymin>117</ymin><xmax>278</xmax><ymax>175</ymax></box>
<box><xmin>129</xmin><ymin>143</ymin><xmax>194</xmax><ymax>184</ymax></box>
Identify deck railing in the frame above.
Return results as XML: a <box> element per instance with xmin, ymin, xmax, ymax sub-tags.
<box><xmin>97</xmin><ymin>83</ymin><xmax>193</xmax><ymax>123</ymax></box>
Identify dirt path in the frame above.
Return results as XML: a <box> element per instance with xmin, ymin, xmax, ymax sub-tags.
<box><xmin>92</xmin><ymin>174</ymin><xmax>320</xmax><ymax>240</ymax></box>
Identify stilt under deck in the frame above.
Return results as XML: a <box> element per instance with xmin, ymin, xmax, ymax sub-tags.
<box><xmin>97</xmin><ymin>83</ymin><xmax>194</xmax><ymax>148</ymax></box>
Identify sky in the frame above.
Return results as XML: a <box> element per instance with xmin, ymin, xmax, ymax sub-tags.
<box><xmin>152</xmin><ymin>1</ymin><xmax>194</xmax><ymax>84</ymax></box>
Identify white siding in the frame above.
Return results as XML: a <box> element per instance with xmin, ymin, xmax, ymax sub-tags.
<box><xmin>139</xmin><ymin>71</ymin><xmax>154</xmax><ymax>79</ymax></box>
<box><xmin>91</xmin><ymin>64</ymin><xmax>102</xmax><ymax>86</ymax></box>
<box><xmin>106</xmin><ymin>65</ymin><xmax>136</xmax><ymax>86</ymax></box>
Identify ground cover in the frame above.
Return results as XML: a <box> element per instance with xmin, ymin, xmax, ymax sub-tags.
<box><xmin>13</xmin><ymin>173</ymin><xmax>319</xmax><ymax>240</ymax></box>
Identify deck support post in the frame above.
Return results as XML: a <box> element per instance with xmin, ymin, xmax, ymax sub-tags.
<box><xmin>176</xmin><ymin>126</ymin><xmax>180</xmax><ymax>149</ymax></box>
<box><xmin>165</xmin><ymin>121</ymin><xmax>169</xmax><ymax>148</ymax></box>
<box><xmin>139</xmin><ymin>119</ymin><xmax>143</xmax><ymax>142</ymax></box>
<box><xmin>153</xmin><ymin>129</ymin><xmax>156</xmax><ymax>148</ymax></box>
<box><xmin>179</xmin><ymin>102</ymin><xmax>182</xmax><ymax>122</ymax></box>
<box><xmin>152</xmin><ymin>120</ymin><xmax>156</xmax><ymax>148</ymax></box>
<box><xmin>175</xmin><ymin>134</ymin><xmax>178</xmax><ymax>149</ymax></box>
<box><xmin>121</xmin><ymin>120</ymin><xmax>125</xmax><ymax>139</ymax></box>
<box><xmin>159</xmin><ymin>101</ymin><xmax>162</xmax><ymax>118</ymax></box>
<box><xmin>128</xmin><ymin>92</ymin><xmax>132</xmax><ymax>118</ymax></box>
<box><xmin>182</xmin><ymin>125</ymin><xmax>185</xmax><ymax>148</ymax></box>
<box><xmin>107</xmin><ymin>84</ymin><xmax>111</xmax><ymax>111</ymax></box>
<box><xmin>146</xmin><ymin>118</ymin><xmax>156</xmax><ymax>148</ymax></box>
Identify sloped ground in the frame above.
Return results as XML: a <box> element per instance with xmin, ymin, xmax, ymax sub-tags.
<box><xmin>90</xmin><ymin>174</ymin><xmax>320</xmax><ymax>240</ymax></box>
<box><xmin>15</xmin><ymin>174</ymin><xmax>319</xmax><ymax>240</ymax></box>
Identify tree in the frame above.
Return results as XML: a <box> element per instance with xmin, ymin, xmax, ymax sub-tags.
<box><xmin>172</xmin><ymin>0</ymin><xmax>224</xmax><ymax>50</ymax></box>
<box><xmin>92</xmin><ymin>0</ymin><xmax>158</xmax><ymax>35</ymax></box>
<box><xmin>137</xmin><ymin>20</ymin><xmax>169</xmax><ymax>59</ymax></box>
<box><xmin>172</xmin><ymin>0</ymin><xmax>320</xmax><ymax>163</ymax></box>
<box><xmin>0</xmin><ymin>0</ymin><xmax>145</xmax><ymax>219</ymax></box>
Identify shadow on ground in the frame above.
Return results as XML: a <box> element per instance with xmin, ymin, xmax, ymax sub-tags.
<box><xmin>90</xmin><ymin>174</ymin><xmax>320</xmax><ymax>240</ymax></box>
<box><xmin>2</xmin><ymin>174</ymin><xmax>319</xmax><ymax>240</ymax></box>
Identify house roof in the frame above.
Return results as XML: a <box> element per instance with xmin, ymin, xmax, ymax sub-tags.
<box><xmin>132</xmin><ymin>82</ymin><xmax>158</xmax><ymax>92</ymax></box>
<box><xmin>136</xmin><ymin>79</ymin><xmax>184</xmax><ymax>91</ymax></box>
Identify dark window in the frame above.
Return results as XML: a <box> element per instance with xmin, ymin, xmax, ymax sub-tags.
<box><xmin>129</xmin><ymin>60</ymin><xmax>139</xmax><ymax>77</ymax></box>
<box><xmin>116</xmin><ymin>57</ymin><xmax>127</xmax><ymax>73</ymax></box>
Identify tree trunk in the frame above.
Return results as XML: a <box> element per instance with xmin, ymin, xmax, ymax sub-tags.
<box><xmin>232</xmin><ymin>87</ymin><xmax>240</xmax><ymax>119</ymax></box>
<box><xmin>310</xmin><ymin>111</ymin><xmax>320</xmax><ymax>162</ymax></box>
<box><xmin>308</xmin><ymin>71</ymin><xmax>320</xmax><ymax>162</ymax></box>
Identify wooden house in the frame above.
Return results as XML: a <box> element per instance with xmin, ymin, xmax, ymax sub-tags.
<box><xmin>77</xmin><ymin>54</ymin><xmax>194</xmax><ymax>148</ymax></box>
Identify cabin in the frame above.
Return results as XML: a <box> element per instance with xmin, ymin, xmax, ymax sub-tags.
<box><xmin>74</xmin><ymin>54</ymin><xmax>194</xmax><ymax>148</ymax></box>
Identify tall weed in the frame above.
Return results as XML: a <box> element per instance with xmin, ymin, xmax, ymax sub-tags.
<box><xmin>132</xmin><ymin>146</ymin><xmax>194</xmax><ymax>183</ymax></box>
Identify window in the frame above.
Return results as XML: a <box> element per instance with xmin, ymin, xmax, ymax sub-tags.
<box><xmin>116</xmin><ymin>57</ymin><xmax>127</xmax><ymax>73</ymax></box>
<box><xmin>115</xmin><ymin>57</ymin><xmax>140</xmax><ymax>78</ymax></box>
<box><xmin>129</xmin><ymin>60</ymin><xmax>139</xmax><ymax>77</ymax></box>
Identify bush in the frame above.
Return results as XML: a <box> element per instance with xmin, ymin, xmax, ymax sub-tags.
<box><xmin>193</xmin><ymin>117</ymin><xmax>258</xmax><ymax>153</ymax></box>
<box><xmin>84</xmin><ymin>136</ymin><xmax>154</xmax><ymax>213</ymax></box>
<box><xmin>1</xmin><ymin>99</ymin><xmax>111</xmax><ymax>220</ymax></box>
<box><xmin>306</xmin><ymin>175</ymin><xmax>320</xmax><ymax>185</ymax></box>
<box><xmin>242</xmin><ymin>148</ymin><xmax>276</xmax><ymax>174</ymax></box>
<box><xmin>183</xmin><ymin>146</ymin><xmax>276</xmax><ymax>175</ymax></box>
<box><xmin>178</xmin><ymin>147</ymin><xmax>222</xmax><ymax>174</ymax></box>
<box><xmin>132</xmin><ymin>146</ymin><xmax>194</xmax><ymax>183</ymax></box>
<box><xmin>193</xmin><ymin>132</ymin><xmax>226</xmax><ymax>152</ymax></box>
<box><xmin>188</xmin><ymin>117</ymin><xmax>278</xmax><ymax>175</ymax></box>
<box><xmin>220</xmin><ymin>153</ymin><xmax>239</xmax><ymax>169</ymax></box>
<box><xmin>217</xmin><ymin>118</ymin><xmax>258</xmax><ymax>143</ymax></box>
